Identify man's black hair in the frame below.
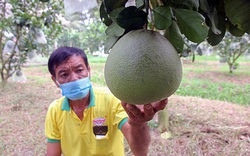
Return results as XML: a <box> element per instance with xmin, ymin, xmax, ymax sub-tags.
<box><xmin>48</xmin><ymin>46</ymin><xmax>89</xmax><ymax>77</ymax></box>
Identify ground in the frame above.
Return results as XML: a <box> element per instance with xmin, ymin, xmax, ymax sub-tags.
<box><xmin>183</xmin><ymin>60</ymin><xmax>250</xmax><ymax>85</ymax></box>
<box><xmin>146</xmin><ymin>96</ymin><xmax>250</xmax><ymax>156</ymax></box>
<box><xmin>0</xmin><ymin>60</ymin><xmax>249</xmax><ymax>156</ymax></box>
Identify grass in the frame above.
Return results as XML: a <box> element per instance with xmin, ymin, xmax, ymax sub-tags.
<box><xmin>179</xmin><ymin>57</ymin><xmax>250</xmax><ymax>106</ymax></box>
<box><xmin>87</xmin><ymin>54</ymin><xmax>107</xmax><ymax>63</ymax></box>
<box><xmin>88</xmin><ymin>55</ymin><xmax>250</xmax><ymax>106</ymax></box>
<box><xmin>193</xmin><ymin>54</ymin><xmax>250</xmax><ymax>62</ymax></box>
<box><xmin>176</xmin><ymin>79</ymin><xmax>250</xmax><ymax>105</ymax></box>
<box><xmin>24</xmin><ymin>65</ymin><xmax>51</xmax><ymax>84</ymax></box>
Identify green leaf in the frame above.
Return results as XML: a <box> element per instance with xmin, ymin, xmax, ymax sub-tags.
<box><xmin>226</xmin><ymin>20</ymin><xmax>245</xmax><ymax>37</ymax></box>
<box><xmin>105</xmin><ymin>22</ymin><xmax>125</xmax><ymax>37</ymax></box>
<box><xmin>207</xmin><ymin>14</ymin><xmax>226</xmax><ymax>46</ymax></box>
<box><xmin>154</xmin><ymin>6</ymin><xmax>173</xmax><ymax>30</ymax></box>
<box><xmin>171</xmin><ymin>0</ymin><xmax>199</xmax><ymax>11</ymax></box>
<box><xmin>40</xmin><ymin>0</ymin><xmax>49</xmax><ymax>2</ymax></box>
<box><xmin>181</xmin><ymin>50</ymin><xmax>189</xmax><ymax>57</ymax></box>
<box><xmin>225</xmin><ymin>0</ymin><xmax>250</xmax><ymax>33</ymax></box>
<box><xmin>174</xmin><ymin>9</ymin><xmax>208</xmax><ymax>43</ymax></box>
<box><xmin>160</xmin><ymin>131</ymin><xmax>172</xmax><ymax>139</ymax></box>
<box><xmin>170</xmin><ymin>0</ymin><xmax>184</xmax><ymax>3</ymax></box>
<box><xmin>104</xmin><ymin>36</ymin><xmax>120</xmax><ymax>53</ymax></box>
<box><xmin>116</xmin><ymin>6</ymin><xmax>147</xmax><ymax>31</ymax></box>
<box><xmin>199</xmin><ymin>0</ymin><xmax>211</xmax><ymax>13</ymax></box>
<box><xmin>135</xmin><ymin>0</ymin><xmax>144</xmax><ymax>8</ymax></box>
<box><xmin>197</xmin><ymin>47</ymin><xmax>202</xmax><ymax>56</ymax></box>
<box><xmin>207</xmin><ymin>8</ymin><xmax>221</xmax><ymax>35</ymax></box>
<box><xmin>104</xmin><ymin>7</ymin><xmax>127</xmax><ymax>53</ymax></box>
<box><xmin>103</xmin><ymin>0</ymin><xmax>128</xmax><ymax>13</ymax></box>
<box><xmin>100</xmin><ymin>2</ymin><xmax>113</xmax><ymax>26</ymax></box>
<box><xmin>113</xmin><ymin>0</ymin><xmax>129</xmax><ymax>9</ymax></box>
<box><xmin>150</xmin><ymin>0</ymin><xmax>161</xmax><ymax>8</ymax></box>
<box><xmin>109</xmin><ymin>7</ymin><xmax>125</xmax><ymax>19</ymax></box>
<box><xmin>164</xmin><ymin>21</ymin><xmax>184</xmax><ymax>53</ymax></box>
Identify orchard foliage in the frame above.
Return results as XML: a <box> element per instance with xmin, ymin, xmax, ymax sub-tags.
<box><xmin>56</xmin><ymin>7</ymin><xmax>106</xmax><ymax>55</ymax></box>
<box><xmin>99</xmin><ymin>0</ymin><xmax>250</xmax><ymax>54</ymax></box>
<box><xmin>216</xmin><ymin>33</ymin><xmax>250</xmax><ymax>73</ymax></box>
<box><xmin>0</xmin><ymin>0</ymin><xmax>63</xmax><ymax>83</ymax></box>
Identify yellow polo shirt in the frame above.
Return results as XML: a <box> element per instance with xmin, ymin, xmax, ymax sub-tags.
<box><xmin>45</xmin><ymin>87</ymin><xmax>128</xmax><ymax>156</ymax></box>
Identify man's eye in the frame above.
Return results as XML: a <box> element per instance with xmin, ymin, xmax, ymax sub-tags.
<box><xmin>60</xmin><ymin>73</ymin><xmax>68</xmax><ymax>78</ymax></box>
<box><xmin>77</xmin><ymin>69</ymin><xmax>84</xmax><ymax>73</ymax></box>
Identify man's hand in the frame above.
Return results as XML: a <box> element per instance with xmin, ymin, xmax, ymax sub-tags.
<box><xmin>121</xmin><ymin>98</ymin><xmax>168</xmax><ymax>156</ymax></box>
<box><xmin>121</xmin><ymin>98</ymin><xmax>168</xmax><ymax>126</ymax></box>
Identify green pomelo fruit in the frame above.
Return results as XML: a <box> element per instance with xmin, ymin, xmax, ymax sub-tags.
<box><xmin>104</xmin><ymin>29</ymin><xmax>183</xmax><ymax>104</ymax></box>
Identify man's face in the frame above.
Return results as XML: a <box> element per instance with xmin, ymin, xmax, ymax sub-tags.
<box><xmin>53</xmin><ymin>54</ymin><xmax>89</xmax><ymax>85</ymax></box>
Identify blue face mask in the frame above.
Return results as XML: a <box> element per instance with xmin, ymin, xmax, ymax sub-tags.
<box><xmin>58</xmin><ymin>77</ymin><xmax>92</xmax><ymax>100</ymax></box>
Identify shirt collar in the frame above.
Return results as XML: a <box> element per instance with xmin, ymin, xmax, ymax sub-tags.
<box><xmin>61</xmin><ymin>87</ymin><xmax>95</xmax><ymax>111</ymax></box>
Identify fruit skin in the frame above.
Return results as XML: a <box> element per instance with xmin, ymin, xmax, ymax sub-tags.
<box><xmin>105</xmin><ymin>29</ymin><xmax>183</xmax><ymax>104</ymax></box>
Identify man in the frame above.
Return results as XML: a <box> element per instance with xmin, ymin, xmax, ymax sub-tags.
<box><xmin>45</xmin><ymin>46</ymin><xmax>168</xmax><ymax>156</ymax></box>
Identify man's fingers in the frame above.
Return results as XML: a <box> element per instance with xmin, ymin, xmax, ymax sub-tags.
<box><xmin>121</xmin><ymin>102</ymin><xmax>143</xmax><ymax>118</ymax></box>
<box><xmin>152</xmin><ymin>98</ymin><xmax>168</xmax><ymax>112</ymax></box>
<box><xmin>121</xmin><ymin>102</ymin><xmax>135</xmax><ymax>117</ymax></box>
<box><xmin>144</xmin><ymin>104</ymin><xmax>155</xmax><ymax>118</ymax></box>
<box><xmin>127</xmin><ymin>105</ymin><xmax>143</xmax><ymax>118</ymax></box>
<box><xmin>121</xmin><ymin>98</ymin><xmax>168</xmax><ymax>123</ymax></box>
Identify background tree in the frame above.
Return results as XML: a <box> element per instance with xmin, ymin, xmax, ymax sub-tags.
<box><xmin>99</xmin><ymin>0</ymin><xmax>250</xmax><ymax>133</ymax></box>
<box><xmin>56</xmin><ymin>7</ymin><xmax>106</xmax><ymax>55</ymax></box>
<box><xmin>0</xmin><ymin>0</ymin><xmax>63</xmax><ymax>84</ymax></box>
<box><xmin>216</xmin><ymin>33</ymin><xmax>250</xmax><ymax>73</ymax></box>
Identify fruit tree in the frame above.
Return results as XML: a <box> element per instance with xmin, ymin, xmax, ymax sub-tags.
<box><xmin>0</xmin><ymin>0</ymin><xmax>63</xmax><ymax>84</ymax></box>
<box><xmin>100</xmin><ymin>0</ymin><xmax>249</xmax><ymax>53</ymax></box>
<box><xmin>216</xmin><ymin>33</ymin><xmax>250</xmax><ymax>73</ymax></box>
<box><xmin>99</xmin><ymin>0</ymin><xmax>249</xmax><ymax>132</ymax></box>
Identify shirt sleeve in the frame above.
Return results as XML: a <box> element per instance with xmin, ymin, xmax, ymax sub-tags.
<box><xmin>112</xmin><ymin>97</ymin><xmax>128</xmax><ymax>129</ymax></box>
<box><xmin>45</xmin><ymin>101</ymin><xmax>61</xmax><ymax>142</ymax></box>
<box><xmin>118</xmin><ymin>117</ymin><xmax>128</xmax><ymax>130</ymax></box>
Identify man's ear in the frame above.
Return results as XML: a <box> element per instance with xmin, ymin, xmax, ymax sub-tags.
<box><xmin>51</xmin><ymin>76</ymin><xmax>59</xmax><ymax>88</ymax></box>
<box><xmin>88</xmin><ymin>66</ymin><xmax>91</xmax><ymax>79</ymax></box>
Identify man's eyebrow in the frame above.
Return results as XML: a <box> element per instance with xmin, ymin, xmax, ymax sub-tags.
<box><xmin>72</xmin><ymin>64</ymin><xmax>87</xmax><ymax>71</ymax></box>
<box><xmin>74</xmin><ymin>64</ymin><xmax>84</xmax><ymax>68</ymax></box>
<box><xmin>56</xmin><ymin>64</ymin><xmax>85</xmax><ymax>76</ymax></box>
<box><xmin>58</xmin><ymin>69</ymin><xmax>67</xmax><ymax>76</ymax></box>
